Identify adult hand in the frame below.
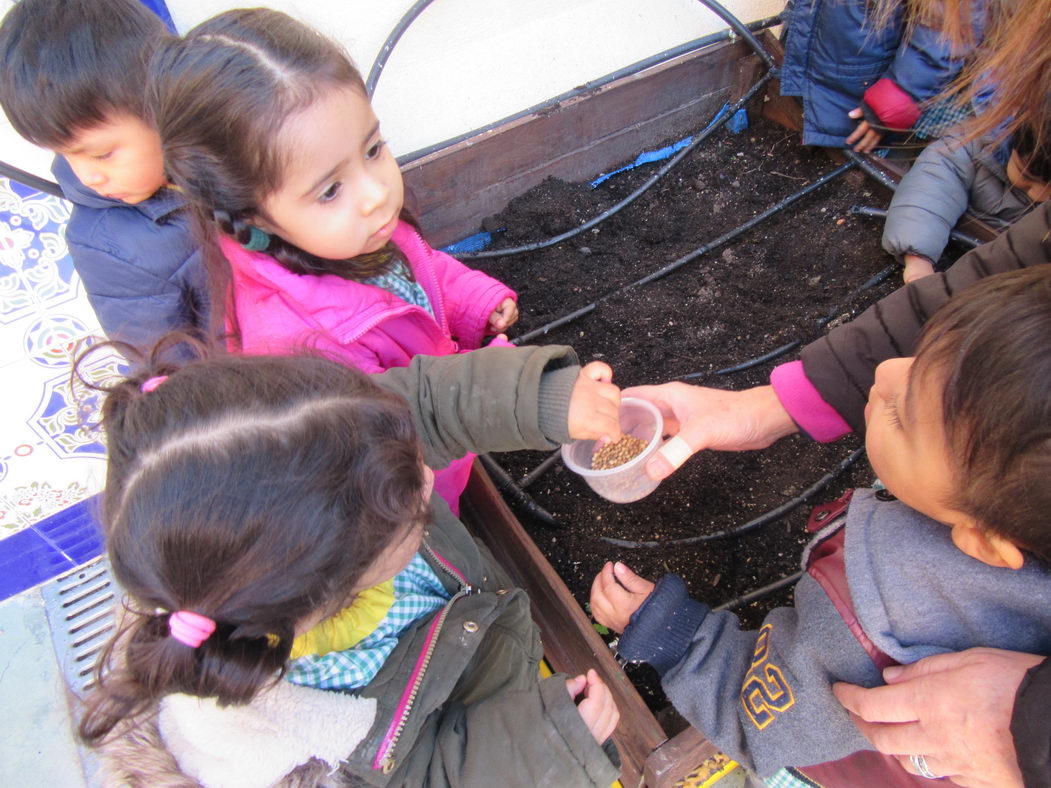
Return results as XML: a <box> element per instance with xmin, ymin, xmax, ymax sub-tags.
<box><xmin>568</xmin><ymin>361</ymin><xmax>621</xmax><ymax>443</ymax></box>
<box><xmin>833</xmin><ymin>648</ymin><xmax>1044</xmax><ymax>787</ymax></box>
<box><xmin>846</xmin><ymin>108</ymin><xmax>884</xmax><ymax>153</ymax></box>
<box><xmin>622</xmin><ymin>383</ymin><xmax>798</xmax><ymax>480</ymax></box>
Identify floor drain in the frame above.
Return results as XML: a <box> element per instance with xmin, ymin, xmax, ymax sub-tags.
<box><xmin>41</xmin><ymin>557</ymin><xmax>116</xmax><ymax>695</ymax></box>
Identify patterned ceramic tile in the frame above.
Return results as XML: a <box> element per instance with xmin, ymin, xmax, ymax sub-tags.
<box><xmin>0</xmin><ymin>177</ymin><xmax>108</xmax><ymax>595</ymax></box>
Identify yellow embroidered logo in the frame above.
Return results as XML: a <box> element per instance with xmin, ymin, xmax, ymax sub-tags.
<box><xmin>740</xmin><ymin>623</ymin><xmax>795</xmax><ymax>729</ymax></box>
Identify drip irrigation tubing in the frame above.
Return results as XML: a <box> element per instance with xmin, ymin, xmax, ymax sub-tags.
<box><xmin>459</xmin><ymin>73</ymin><xmax>773</xmax><ymax>261</ymax></box>
<box><xmin>681</xmin><ymin>339</ymin><xmax>803</xmax><ymax>381</ymax></box>
<box><xmin>691</xmin><ymin>0</ymin><xmax>775</xmax><ymax>70</ymax></box>
<box><xmin>478</xmin><ymin>453</ymin><xmax>559</xmax><ymax>527</ymax></box>
<box><xmin>514</xmin><ymin>160</ymin><xmax>856</xmax><ymax>344</ymax></box>
<box><xmin>713</xmin><ymin>571</ymin><xmax>804</xmax><ymax>611</ymax></box>
<box><xmin>600</xmin><ymin>446</ymin><xmax>865</xmax><ymax>548</ymax></box>
<box><xmin>844</xmin><ymin>150</ymin><xmax>899</xmax><ymax>192</ymax></box>
<box><xmin>679</xmin><ymin>255</ymin><xmax>897</xmax><ymax>381</ymax></box>
<box><xmin>365</xmin><ymin>0</ymin><xmax>439</xmax><ymax>97</ymax></box>
<box><xmin>518</xmin><ymin>449</ymin><xmax>562</xmax><ymax>489</ymax></box>
<box><xmin>0</xmin><ymin>160</ymin><xmax>63</xmax><ymax>198</ymax></box>
<box><xmin>849</xmin><ymin>205</ymin><xmax>983</xmax><ymax>249</ymax></box>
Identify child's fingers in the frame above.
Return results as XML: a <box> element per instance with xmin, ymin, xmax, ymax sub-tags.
<box><xmin>581</xmin><ymin>361</ymin><xmax>614</xmax><ymax>383</ymax></box>
<box><xmin>582</xmin><ymin>670</ymin><xmax>620</xmax><ymax>740</ymax></box>
<box><xmin>612</xmin><ymin>562</ymin><xmax>655</xmax><ymax>595</ymax></box>
<box><xmin>848</xmin><ymin>107</ymin><xmax>863</xmax><ymax>119</ymax></box>
<box><xmin>845</xmin><ymin>120</ymin><xmax>869</xmax><ymax>145</ymax></box>
<box><xmin>565</xmin><ymin>674</ymin><xmax>587</xmax><ymax>699</ymax></box>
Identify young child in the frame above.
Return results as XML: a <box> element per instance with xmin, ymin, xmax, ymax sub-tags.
<box><xmin>590</xmin><ymin>266</ymin><xmax>1051</xmax><ymax>781</ymax></box>
<box><xmin>883</xmin><ymin>123</ymin><xmax>1051</xmax><ymax>281</ymax></box>
<box><xmin>145</xmin><ymin>9</ymin><xmax>517</xmax><ymax>511</ymax></box>
<box><xmin>0</xmin><ymin>0</ymin><xmax>207</xmax><ymax>349</ymax></box>
<box><xmin>779</xmin><ymin>0</ymin><xmax>984</xmax><ymax>151</ymax></box>
<box><xmin>81</xmin><ymin>342</ymin><xmax>621</xmax><ymax>787</ymax></box>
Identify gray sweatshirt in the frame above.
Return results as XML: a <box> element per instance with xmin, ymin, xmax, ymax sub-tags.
<box><xmin>618</xmin><ymin>489</ymin><xmax>1051</xmax><ymax>777</ymax></box>
<box><xmin>882</xmin><ymin>136</ymin><xmax>1039</xmax><ymax>264</ymax></box>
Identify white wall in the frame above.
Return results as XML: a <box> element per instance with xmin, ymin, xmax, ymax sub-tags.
<box><xmin>1</xmin><ymin>0</ymin><xmax>783</xmax><ymax>180</ymax></box>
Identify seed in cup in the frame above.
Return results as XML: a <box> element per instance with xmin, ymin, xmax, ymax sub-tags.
<box><xmin>591</xmin><ymin>435</ymin><xmax>649</xmax><ymax>470</ymax></box>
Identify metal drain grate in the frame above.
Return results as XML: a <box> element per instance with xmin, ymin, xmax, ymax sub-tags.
<box><xmin>41</xmin><ymin>557</ymin><xmax>117</xmax><ymax>695</ymax></box>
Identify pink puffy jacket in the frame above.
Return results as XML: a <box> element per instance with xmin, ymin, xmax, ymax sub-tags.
<box><xmin>221</xmin><ymin>221</ymin><xmax>516</xmax><ymax>512</ymax></box>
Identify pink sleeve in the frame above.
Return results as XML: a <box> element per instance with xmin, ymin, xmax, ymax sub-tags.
<box><xmin>426</xmin><ymin>246</ymin><xmax>516</xmax><ymax>350</ymax></box>
<box><xmin>769</xmin><ymin>361</ymin><xmax>852</xmax><ymax>442</ymax></box>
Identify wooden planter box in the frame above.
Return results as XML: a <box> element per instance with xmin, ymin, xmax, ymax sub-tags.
<box><xmin>462</xmin><ymin>464</ymin><xmax>717</xmax><ymax>787</ymax></box>
<box><xmin>404</xmin><ymin>33</ymin><xmax>777</xmax><ymax>788</ymax></box>
<box><xmin>410</xmin><ymin>28</ymin><xmax>1001</xmax><ymax>788</ymax></box>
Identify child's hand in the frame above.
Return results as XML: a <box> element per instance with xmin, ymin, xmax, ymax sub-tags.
<box><xmin>566</xmin><ymin>669</ymin><xmax>620</xmax><ymax>744</ymax></box>
<box><xmin>568</xmin><ymin>362</ymin><xmax>621</xmax><ymax>443</ymax></box>
<box><xmin>902</xmin><ymin>253</ymin><xmax>935</xmax><ymax>284</ymax></box>
<box><xmin>590</xmin><ymin>561</ymin><xmax>655</xmax><ymax>633</ymax></box>
<box><xmin>488</xmin><ymin>298</ymin><xmax>519</xmax><ymax>333</ymax></box>
<box><xmin>846</xmin><ymin>108</ymin><xmax>883</xmax><ymax>153</ymax></box>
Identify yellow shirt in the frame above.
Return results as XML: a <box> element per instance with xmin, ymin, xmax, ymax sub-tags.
<box><xmin>290</xmin><ymin>580</ymin><xmax>395</xmax><ymax>659</ymax></box>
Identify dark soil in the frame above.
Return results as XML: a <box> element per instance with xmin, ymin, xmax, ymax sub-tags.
<box><xmin>469</xmin><ymin>118</ymin><xmax>961</xmax><ymax>711</ymax></box>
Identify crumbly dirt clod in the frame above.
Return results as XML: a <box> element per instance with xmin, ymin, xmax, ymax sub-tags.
<box><xmin>592</xmin><ymin>435</ymin><xmax>649</xmax><ymax>470</ymax></box>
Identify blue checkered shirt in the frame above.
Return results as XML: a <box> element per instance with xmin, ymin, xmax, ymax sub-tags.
<box><xmin>363</xmin><ymin>260</ymin><xmax>434</xmax><ymax>316</ymax></box>
<box><xmin>285</xmin><ymin>552</ymin><xmax>450</xmax><ymax>690</ymax></box>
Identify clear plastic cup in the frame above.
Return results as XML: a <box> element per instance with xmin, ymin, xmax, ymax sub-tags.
<box><xmin>561</xmin><ymin>397</ymin><xmax>664</xmax><ymax>503</ymax></box>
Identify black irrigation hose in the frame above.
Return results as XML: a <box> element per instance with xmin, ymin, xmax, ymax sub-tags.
<box><xmin>478</xmin><ymin>453</ymin><xmax>560</xmax><ymax>527</ymax></box>
<box><xmin>816</xmin><ymin>262</ymin><xmax>898</xmax><ymax>328</ymax></box>
<box><xmin>0</xmin><ymin>160</ymin><xmax>63</xmax><ymax>198</ymax></box>
<box><xmin>515</xmin><ymin>160</ymin><xmax>856</xmax><ymax>344</ymax></box>
<box><xmin>849</xmin><ymin>205</ymin><xmax>984</xmax><ymax>249</ymax></box>
<box><xmin>519</xmin><ymin>449</ymin><xmax>562</xmax><ymax>489</ymax></box>
<box><xmin>844</xmin><ymin>150</ymin><xmax>899</xmax><ymax>192</ymax></box>
<box><xmin>693</xmin><ymin>0</ymin><xmax>775</xmax><ymax>70</ymax></box>
<box><xmin>365</xmin><ymin>0</ymin><xmax>439</xmax><ymax>97</ymax></box>
<box><xmin>601</xmin><ymin>446</ymin><xmax>865</xmax><ymax>548</ymax></box>
<box><xmin>460</xmin><ymin>73</ymin><xmax>773</xmax><ymax>262</ymax></box>
<box><xmin>714</xmin><ymin>570</ymin><xmax>804</xmax><ymax>611</ymax></box>
<box><xmin>681</xmin><ymin>339</ymin><xmax>803</xmax><ymax>381</ymax></box>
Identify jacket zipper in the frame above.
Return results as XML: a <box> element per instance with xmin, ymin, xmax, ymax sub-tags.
<box><xmin>408</xmin><ymin>228</ymin><xmax>450</xmax><ymax>337</ymax></box>
<box><xmin>373</xmin><ymin>542</ymin><xmax>474</xmax><ymax>774</ymax></box>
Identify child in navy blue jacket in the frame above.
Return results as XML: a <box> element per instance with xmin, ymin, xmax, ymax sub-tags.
<box><xmin>779</xmin><ymin>0</ymin><xmax>985</xmax><ymax>151</ymax></box>
<box><xmin>592</xmin><ymin>267</ymin><xmax>1051</xmax><ymax>781</ymax></box>
<box><xmin>0</xmin><ymin>0</ymin><xmax>207</xmax><ymax>349</ymax></box>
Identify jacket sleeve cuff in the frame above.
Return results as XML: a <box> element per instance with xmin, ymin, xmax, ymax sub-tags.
<box><xmin>537</xmin><ymin>363</ymin><xmax>578</xmax><ymax>444</ymax></box>
<box><xmin>618</xmin><ymin>574</ymin><xmax>708</xmax><ymax>676</ymax></box>
<box><xmin>863</xmin><ymin>78</ymin><xmax>921</xmax><ymax>131</ymax></box>
<box><xmin>1011</xmin><ymin>657</ymin><xmax>1051</xmax><ymax>787</ymax></box>
<box><xmin>770</xmin><ymin>361</ymin><xmax>852</xmax><ymax>443</ymax></box>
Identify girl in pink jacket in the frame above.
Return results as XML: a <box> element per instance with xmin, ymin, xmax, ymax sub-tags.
<box><xmin>148</xmin><ymin>9</ymin><xmax>518</xmax><ymax>511</ymax></box>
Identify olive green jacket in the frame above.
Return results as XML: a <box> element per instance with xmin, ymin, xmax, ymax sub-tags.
<box><xmin>100</xmin><ymin>345</ymin><xmax>619</xmax><ymax>788</ymax></box>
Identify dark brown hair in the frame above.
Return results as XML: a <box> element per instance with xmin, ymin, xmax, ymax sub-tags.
<box><xmin>77</xmin><ymin>337</ymin><xmax>427</xmax><ymax>743</ymax></box>
<box><xmin>915</xmin><ymin>266</ymin><xmax>1051</xmax><ymax>562</ymax></box>
<box><xmin>145</xmin><ymin>9</ymin><xmax>405</xmax><ymax>344</ymax></box>
<box><xmin>0</xmin><ymin>0</ymin><xmax>168</xmax><ymax>148</ymax></box>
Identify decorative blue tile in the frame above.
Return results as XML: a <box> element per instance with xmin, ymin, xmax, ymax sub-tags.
<box><xmin>31</xmin><ymin>496</ymin><xmax>103</xmax><ymax>566</ymax></box>
<box><xmin>0</xmin><ymin>528</ymin><xmax>75</xmax><ymax>600</ymax></box>
<box><xmin>0</xmin><ymin>497</ymin><xmax>103</xmax><ymax>601</ymax></box>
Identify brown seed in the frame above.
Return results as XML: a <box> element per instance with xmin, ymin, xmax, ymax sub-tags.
<box><xmin>591</xmin><ymin>435</ymin><xmax>648</xmax><ymax>470</ymax></box>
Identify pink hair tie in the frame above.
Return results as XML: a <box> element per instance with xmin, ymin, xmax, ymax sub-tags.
<box><xmin>141</xmin><ymin>375</ymin><xmax>169</xmax><ymax>394</ymax></box>
<box><xmin>169</xmin><ymin>610</ymin><xmax>216</xmax><ymax>648</ymax></box>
